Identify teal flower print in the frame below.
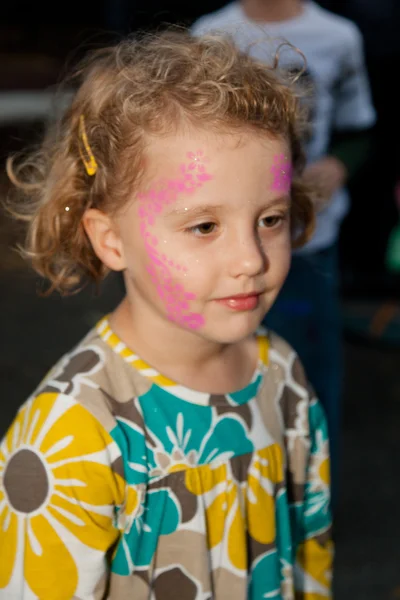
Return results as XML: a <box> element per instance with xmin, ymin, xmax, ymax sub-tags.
<box><xmin>249</xmin><ymin>549</ymin><xmax>282</xmax><ymax>600</ymax></box>
<box><xmin>112</xmin><ymin>487</ymin><xmax>180</xmax><ymax>575</ymax></box>
<box><xmin>111</xmin><ymin>419</ymin><xmax>148</xmax><ymax>486</ymax></box>
<box><xmin>138</xmin><ymin>388</ymin><xmax>253</xmax><ymax>478</ymax></box>
<box><xmin>303</xmin><ymin>400</ymin><xmax>331</xmax><ymax>536</ymax></box>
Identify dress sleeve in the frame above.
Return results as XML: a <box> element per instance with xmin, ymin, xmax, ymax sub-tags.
<box><xmin>0</xmin><ymin>391</ymin><xmax>127</xmax><ymax>599</ymax></box>
<box><xmin>292</xmin><ymin>395</ymin><xmax>333</xmax><ymax>599</ymax></box>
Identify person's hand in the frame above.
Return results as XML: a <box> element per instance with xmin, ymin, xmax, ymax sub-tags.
<box><xmin>303</xmin><ymin>156</ymin><xmax>348</xmax><ymax>212</ymax></box>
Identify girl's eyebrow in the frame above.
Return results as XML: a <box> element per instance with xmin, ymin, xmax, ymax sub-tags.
<box><xmin>165</xmin><ymin>204</ymin><xmax>224</xmax><ymax>219</ymax></box>
<box><xmin>267</xmin><ymin>195</ymin><xmax>291</xmax><ymax>207</ymax></box>
<box><xmin>165</xmin><ymin>196</ymin><xmax>290</xmax><ymax>219</ymax></box>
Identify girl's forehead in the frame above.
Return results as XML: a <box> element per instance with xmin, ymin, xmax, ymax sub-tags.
<box><xmin>143</xmin><ymin>129</ymin><xmax>289</xmax><ymax>176</ymax></box>
<box><xmin>127</xmin><ymin>131</ymin><xmax>292</xmax><ymax>216</ymax></box>
<box><xmin>145</xmin><ymin>130</ymin><xmax>231</xmax><ymax>163</ymax></box>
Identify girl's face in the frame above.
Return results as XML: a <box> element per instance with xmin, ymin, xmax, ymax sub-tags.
<box><xmin>116</xmin><ymin>129</ymin><xmax>292</xmax><ymax>344</ymax></box>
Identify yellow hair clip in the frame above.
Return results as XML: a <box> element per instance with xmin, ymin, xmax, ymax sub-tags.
<box><xmin>78</xmin><ymin>115</ymin><xmax>98</xmax><ymax>176</ymax></box>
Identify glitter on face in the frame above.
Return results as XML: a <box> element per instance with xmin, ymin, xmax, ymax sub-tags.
<box><xmin>270</xmin><ymin>154</ymin><xmax>292</xmax><ymax>194</ymax></box>
<box><xmin>138</xmin><ymin>151</ymin><xmax>212</xmax><ymax>329</ymax></box>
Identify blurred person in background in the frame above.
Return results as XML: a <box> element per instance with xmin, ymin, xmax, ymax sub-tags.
<box><xmin>331</xmin><ymin>0</ymin><xmax>400</xmax><ymax>293</ymax></box>
<box><xmin>192</xmin><ymin>0</ymin><xmax>376</xmax><ymax>510</ymax></box>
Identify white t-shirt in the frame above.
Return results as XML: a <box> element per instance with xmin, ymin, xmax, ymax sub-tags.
<box><xmin>191</xmin><ymin>1</ymin><xmax>376</xmax><ymax>252</ymax></box>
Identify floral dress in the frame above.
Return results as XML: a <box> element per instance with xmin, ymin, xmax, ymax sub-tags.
<box><xmin>0</xmin><ymin>317</ymin><xmax>332</xmax><ymax>599</ymax></box>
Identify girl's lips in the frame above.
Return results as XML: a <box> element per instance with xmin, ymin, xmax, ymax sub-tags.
<box><xmin>214</xmin><ymin>293</ymin><xmax>260</xmax><ymax>311</ymax></box>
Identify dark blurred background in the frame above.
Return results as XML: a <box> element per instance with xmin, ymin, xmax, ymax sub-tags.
<box><xmin>1</xmin><ymin>1</ymin><xmax>400</xmax><ymax>598</ymax></box>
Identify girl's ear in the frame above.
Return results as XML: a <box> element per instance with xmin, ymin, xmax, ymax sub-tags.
<box><xmin>82</xmin><ymin>208</ymin><xmax>126</xmax><ymax>271</ymax></box>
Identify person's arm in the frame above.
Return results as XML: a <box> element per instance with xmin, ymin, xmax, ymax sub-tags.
<box><xmin>303</xmin><ymin>21</ymin><xmax>376</xmax><ymax>211</ymax></box>
<box><xmin>329</xmin><ymin>19</ymin><xmax>376</xmax><ymax>179</ymax></box>
<box><xmin>292</xmin><ymin>395</ymin><xmax>333</xmax><ymax>599</ymax></box>
<box><xmin>303</xmin><ymin>128</ymin><xmax>374</xmax><ymax>212</ymax></box>
<box><xmin>0</xmin><ymin>391</ymin><xmax>127</xmax><ymax>599</ymax></box>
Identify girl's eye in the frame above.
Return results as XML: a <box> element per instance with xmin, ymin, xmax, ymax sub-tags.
<box><xmin>189</xmin><ymin>222</ymin><xmax>216</xmax><ymax>235</ymax></box>
<box><xmin>259</xmin><ymin>215</ymin><xmax>283</xmax><ymax>228</ymax></box>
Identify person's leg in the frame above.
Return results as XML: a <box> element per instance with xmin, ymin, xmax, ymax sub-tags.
<box><xmin>263</xmin><ymin>245</ymin><xmax>342</xmax><ymax>509</ymax></box>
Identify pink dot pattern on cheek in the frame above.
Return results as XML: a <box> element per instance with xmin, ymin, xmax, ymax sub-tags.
<box><xmin>138</xmin><ymin>152</ymin><xmax>212</xmax><ymax>330</ymax></box>
<box><xmin>270</xmin><ymin>154</ymin><xmax>293</xmax><ymax>194</ymax></box>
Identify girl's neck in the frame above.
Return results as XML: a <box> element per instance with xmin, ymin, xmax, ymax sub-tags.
<box><xmin>240</xmin><ymin>0</ymin><xmax>305</xmax><ymax>23</ymax></box>
<box><xmin>108</xmin><ymin>295</ymin><xmax>258</xmax><ymax>394</ymax></box>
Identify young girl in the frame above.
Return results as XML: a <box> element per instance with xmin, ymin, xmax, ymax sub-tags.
<box><xmin>0</xmin><ymin>31</ymin><xmax>332</xmax><ymax>600</ymax></box>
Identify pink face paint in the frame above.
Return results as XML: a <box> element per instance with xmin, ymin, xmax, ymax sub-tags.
<box><xmin>138</xmin><ymin>152</ymin><xmax>212</xmax><ymax>330</ymax></box>
<box><xmin>270</xmin><ymin>154</ymin><xmax>292</xmax><ymax>194</ymax></box>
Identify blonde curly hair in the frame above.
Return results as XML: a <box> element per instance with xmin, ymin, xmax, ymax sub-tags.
<box><xmin>6</xmin><ymin>30</ymin><xmax>315</xmax><ymax>294</ymax></box>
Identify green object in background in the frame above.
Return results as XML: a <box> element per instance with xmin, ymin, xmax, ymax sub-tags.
<box><xmin>385</xmin><ymin>221</ymin><xmax>400</xmax><ymax>272</ymax></box>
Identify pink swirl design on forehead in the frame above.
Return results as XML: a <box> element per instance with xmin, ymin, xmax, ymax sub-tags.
<box><xmin>270</xmin><ymin>154</ymin><xmax>292</xmax><ymax>194</ymax></box>
<box><xmin>138</xmin><ymin>152</ymin><xmax>212</xmax><ymax>330</ymax></box>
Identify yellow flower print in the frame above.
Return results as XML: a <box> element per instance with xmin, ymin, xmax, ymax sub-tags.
<box><xmin>0</xmin><ymin>393</ymin><xmax>124</xmax><ymax>599</ymax></box>
<box><xmin>296</xmin><ymin>538</ymin><xmax>333</xmax><ymax>599</ymax></box>
<box><xmin>247</xmin><ymin>445</ymin><xmax>284</xmax><ymax>546</ymax></box>
<box><xmin>185</xmin><ymin>462</ymin><xmax>247</xmax><ymax>571</ymax></box>
<box><xmin>116</xmin><ymin>484</ymin><xmax>144</xmax><ymax>535</ymax></box>
<box><xmin>185</xmin><ymin>444</ymin><xmax>284</xmax><ymax>573</ymax></box>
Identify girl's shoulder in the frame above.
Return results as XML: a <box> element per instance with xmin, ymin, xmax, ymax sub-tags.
<box><xmin>256</xmin><ymin>326</ymin><xmax>316</xmax><ymax>450</ymax></box>
<box><xmin>258</xmin><ymin>326</ymin><xmax>310</xmax><ymax>391</ymax></box>
<box><xmin>28</xmin><ymin>317</ymin><xmax>152</xmax><ymax>432</ymax></box>
<box><xmin>258</xmin><ymin>328</ymin><xmax>327</xmax><ymax>498</ymax></box>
